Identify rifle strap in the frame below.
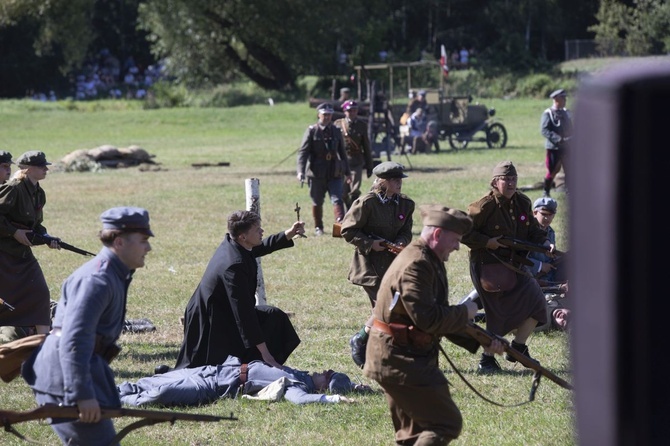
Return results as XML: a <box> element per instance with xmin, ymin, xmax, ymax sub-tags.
<box><xmin>438</xmin><ymin>343</ymin><xmax>539</xmax><ymax>408</ymax></box>
<box><xmin>3</xmin><ymin>424</ymin><xmax>43</xmax><ymax>445</ymax></box>
<box><xmin>112</xmin><ymin>418</ymin><xmax>166</xmax><ymax>444</ymax></box>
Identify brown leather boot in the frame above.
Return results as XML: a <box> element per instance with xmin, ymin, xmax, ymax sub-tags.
<box><xmin>312</xmin><ymin>205</ymin><xmax>324</xmax><ymax>235</ymax></box>
<box><xmin>333</xmin><ymin>202</ymin><xmax>346</xmax><ymax>223</ymax></box>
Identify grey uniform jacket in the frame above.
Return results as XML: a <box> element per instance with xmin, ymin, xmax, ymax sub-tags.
<box><xmin>22</xmin><ymin>247</ymin><xmax>132</xmax><ymax>407</ymax></box>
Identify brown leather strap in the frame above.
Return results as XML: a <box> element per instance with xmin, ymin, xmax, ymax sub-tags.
<box><xmin>239</xmin><ymin>363</ymin><xmax>249</xmax><ymax>384</ymax></box>
<box><xmin>372</xmin><ymin>319</ymin><xmax>393</xmax><ymax>336</ymax></box>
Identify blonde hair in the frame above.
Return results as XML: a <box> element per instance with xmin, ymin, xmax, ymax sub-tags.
<box><xmin>11</xmin><ymin>166</ymin><xmax>29</xmax><ymax>181</ymax></box>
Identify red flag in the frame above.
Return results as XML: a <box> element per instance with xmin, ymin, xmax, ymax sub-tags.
<box><xmin>440</xmin><ymin>45</ymin><xmax>449</xmax><ymax>79</ymax></box>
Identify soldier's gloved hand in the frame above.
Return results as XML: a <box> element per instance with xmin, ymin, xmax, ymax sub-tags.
<box><xmin>366</xmin><ymin>168</ymin><xmax>373</xmax><ymax>178</ymax></box>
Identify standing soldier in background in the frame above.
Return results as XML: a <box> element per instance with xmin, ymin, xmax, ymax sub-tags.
<box><xmin>297</xmin><ymin>103</ymin><xmax>351</xmax><ymax>236</ymax></box>
<box><xmin>334</xmin><ymin>100</ymin><xmax>373</xmax><ymax>210</ymax></box>
<box><xmin>540</xmin><ymin>89</ymin><xmax>573</xmax><ymax>197</ymax></box>
<box><xmin>0</xmin><ymin>151</ymin><xmax>13</xmax><ymax>184</ymax></box>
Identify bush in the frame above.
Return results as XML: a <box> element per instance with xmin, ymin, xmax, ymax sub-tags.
<box><xmin>516</xmin><ymin>74</ymin><xmax>555</xmax><ymax>98</ymax></box>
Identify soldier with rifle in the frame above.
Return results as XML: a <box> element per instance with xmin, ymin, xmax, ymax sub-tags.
<box><xmin>334</xmin><ymin>100</ymin><xmax>373</xmax><ymax>210</ymax></box>
<box><xmin>339</xmin><ymin>161</ymin><xmax>414</xmax><ymax>368</ymax></box>
<box><xmin>0</xmin><ymin>151</ymin><xmax>58</xmax><ymax>335</ymax></box>
<box><xmin>21</xmin><ymin>206</ymin><xmax>154</xmax><ymax>445</ymax></box>
<box><xmin>461</xmin><ymin>161</ymin><xmax>552</xmax><ymax>373</ymax></box>
<box><xmin>364</xmin><ymin>204</ymin><xmax>505</xmax><ymax>446</ymax></box>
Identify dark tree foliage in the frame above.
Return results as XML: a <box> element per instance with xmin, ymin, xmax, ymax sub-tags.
<box><xmin>0</xmin><ymin>0</ymin><xmax>620</xmax><ymax>97</ymax></box>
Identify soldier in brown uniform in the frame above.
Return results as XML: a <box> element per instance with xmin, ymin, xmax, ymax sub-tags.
<box><xmin>334</xmin><ymin>100</ymin><xmax>374</xmax><ymax>210</ymax></box>
<box><xmin>297</xmin><ymin>103</ymin><xmax>352</xmax><ymax>236</ymax></box>
<box><xmin>0</xmin><ymin>151</ymin><xmax>13</xmax><ymax>184</ymax></box>
<box><xmin>461</xmin><ymin>160</ymin><xmax>550</xmax><ymax>373</ymax></box>
<box><xmin>340</xmin><ymin>161</ymin><xmax>414</xmax><ymax>368</ymax></box>
<box><xmin>0</xmin><ymin>151</ymin><xmax>59</xmax><ymax>335</ymax></box>
<box><xmin>364</xmin><ymin>205</ymin><xmax>504</xmax><ymax>446</ymax></box>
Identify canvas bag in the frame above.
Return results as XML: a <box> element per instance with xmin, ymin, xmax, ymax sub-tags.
<box><xmin>0</xmin><ymin>334</ymin><xmax>46</xmax><ymax>383</ymax></box>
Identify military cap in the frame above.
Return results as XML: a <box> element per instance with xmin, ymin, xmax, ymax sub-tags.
<box><xmin>16</xmin><ymin>151</ymin><xmax>51</xmax><ymax>166</ymax></box>
<box><xmin>533</xmin><ymin>197</ymin><xmax>558</xmax><ymax>214</ymax></box>
<box><xmin>418</xmin><ymin>90</ymin><xmax>427</xmax><ymax>96</ymax></box>
<box><xmin>0</xmin><ymin>151</ymin><xmax>13</xmax><ymax>164</ymax></box>
<box><xmin>549</xmin><ymin>89</ymin><xmax>567</xmax><ymax>99</ymax></box>
<box><xmin>373</xmin><ymin>161</ymin><xmax>407</xmax><ymax>179</ymax></box>
<box><xmin>340</xmin><ymin>87</ymin><xmax>350</xmax><ymax>94</ymax></box>
<box><xmin>342</xmin><ymin>100</ymin><xmax>358</xmax><ymax>111</ymax></box>
<box><xmin>100</xmin><ymin>206</ymin><xmax>154</xmax><ymax>236</ymax></box>
<box><xmin>316</xmin><ymin>103</ymin><xmax>334</xmax><ymax>114</ymax></box>
<box><xmin>420</xmin><ymin>204</ymin><xmax>472</xmax><ymax>235</ymax></box>
<box><xmin>492</xmin><ymin>160</ymin><xmax>517</xmax><ymax>178</ymax></box>
<box><xmin>328</xmin><ymin>372</ymin><xmax>352</xmax><ymax>394</ymax></box>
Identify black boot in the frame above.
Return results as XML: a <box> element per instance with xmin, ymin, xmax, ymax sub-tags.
<box><xmin>543</xmin><ymin>178</ymin><xmax>552</xmax><ymax>197</ymax></box>
<box><xmin>333</xmin><ymin>202</ymin><xmax>346</xmax><ymax>223</ymax></box>
<box><xmin>478</xmin><ymin>353</ymin><xmax>501</xmax><ymax>374</ymax></box>
<box><xmin>505</xmin><ymin>340</ymin><xmax>535</xmax><ymax>363</ymax></box>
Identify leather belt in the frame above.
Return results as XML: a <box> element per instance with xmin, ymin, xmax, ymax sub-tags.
<box><xmin>240</xmin><ymin>363</ymin><xmax>249</xmax><ymax>384</ymax></box>
<box><xmin>372</xmin><ymin>319</ymin><xmax>392</xmax><ymax>335</ymax></box>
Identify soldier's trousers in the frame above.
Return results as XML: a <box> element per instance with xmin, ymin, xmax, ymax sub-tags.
<box><xmin>379</xmin><ymin>381</ymin><xmax>462</xmax><ymax>445</ymax></box>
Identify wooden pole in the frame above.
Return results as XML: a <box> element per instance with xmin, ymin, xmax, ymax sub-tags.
<box><xmin>245</xmin><ymin>178</ymin><xmax>266</xmax><ymax>306</ymax></box>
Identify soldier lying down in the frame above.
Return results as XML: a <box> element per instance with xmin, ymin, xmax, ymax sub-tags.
<box><xmin>118</xmin><ymin>355</ymin><xmax>372</xmax><ymax>406</ymax></box>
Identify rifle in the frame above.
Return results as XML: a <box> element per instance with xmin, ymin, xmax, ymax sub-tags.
<box><xmin>27</xmin><ymin>232</ymin><xmax>96</xmax><ymax>257</ymax></box>
<box><xmin>332</xmin><ymin>223</ymin><xmax>404</xmax><ymax>255</ymax></box>
<box><xmin>498</xmin><ymin>236</ymin><xmax>564</xmax><ymax>258</ymax></box>
<box><xmin>0</xmin><ymin>404</ymin><xmax>237</xmax><ymax>444</ymax></box>
<box><xmin>464</xmin><ymin>322</ymin><xmax>573</xmax><ymax>392</ymax></box>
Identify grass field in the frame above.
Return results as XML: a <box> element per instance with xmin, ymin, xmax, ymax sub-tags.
<box><xmin>0</xmin><ymin>96</ymin><xmax>574</xmax><ymax>445</ymax></box>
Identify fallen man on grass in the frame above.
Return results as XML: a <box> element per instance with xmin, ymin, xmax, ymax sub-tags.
<box><xmin>118</xmin><ymin>355</ymin><xmax>373</xmax><ymax>407</ymax></box>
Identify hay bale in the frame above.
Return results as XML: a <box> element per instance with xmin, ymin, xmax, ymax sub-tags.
<box><xmin>88</xmin><ymin>145</ymin><xmax>121</xmax><ymax>160</ymax></box>
<box><xmin>60</xmin><ymin>149</ymin><xmax>92</xmax><ymax>166</ymax></box>
<box><xmin>118</xmin><ymin>145</ymin><xmax>154</xmax><ymax>162</ymax></box>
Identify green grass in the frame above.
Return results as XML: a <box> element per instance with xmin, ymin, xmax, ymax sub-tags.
<box><xmin>0</xmin><ymin>97</ymin><xmax>574</xmax><ymax>445</ymax></box>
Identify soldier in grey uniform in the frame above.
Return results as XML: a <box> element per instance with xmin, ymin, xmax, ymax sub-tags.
<box><xmin>22</xmin><ymin>207</ymin><xmax>154</xmax><ymax>446</ymax></box>
<box><xmin>540</xmin><ymin>89</ymin><xmax>573</xmax><ymax>197</ymax></box>
<box><xmin>297</xmin><ymin>103</ymin><xmax>352</xmax><ymax>236</ymax></box>
<box><xmin>364</xmin><ymin>204</ymin><xmax>503</xmax><ymax>446</ymax></box>
<box><xmin>334</xmin><ymin>100</ymin><xmax>374</xmax><ymax>210</ymax></box>
<box><xmin>340</xmin><ymin>161</ymin><xmax>414</xmax><ymax>368</ymax></box>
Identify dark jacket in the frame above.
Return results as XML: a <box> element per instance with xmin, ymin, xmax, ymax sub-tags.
<box><xmin>175</xmin><ymin>231</ymin><xmax>295</xmax><ymax>369</ymax></box>
<box><xmin>0</xmin><ymin>178</ymin><xmax>47</xmax><ymax>259</ymax></box>
<box><xmin>297</xmin><ymin>123</ymin><xmax>350</xmax><ymax>179</ymax></box>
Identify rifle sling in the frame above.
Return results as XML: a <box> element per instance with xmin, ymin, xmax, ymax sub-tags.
<box><xmin>112</xmin><ymin>417</ymin><xmax>165</xmax><ymax>444</ymax></box>
<box><xmin>3</xmin><ymin>423</ymin><xmax>43</xmax><ymax>445</ymax></box>
<box><xmin>438</xmin><ymin>343</ymin><xmax>538</xmax><ymax>408</ymax></box>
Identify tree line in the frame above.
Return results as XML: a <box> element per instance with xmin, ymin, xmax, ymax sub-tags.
<box><xmin>0</xmin><ymin>0</ymin><xmax>668</xmax><ymax>99</ymax></box>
